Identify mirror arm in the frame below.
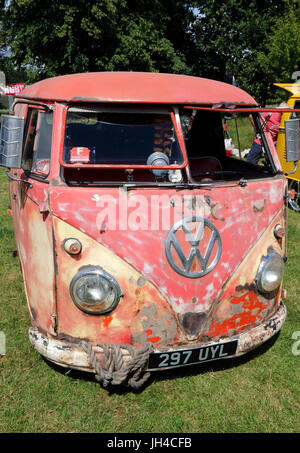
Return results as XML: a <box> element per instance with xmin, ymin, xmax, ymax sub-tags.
<box><xmin>6</xmin><ymin>169</ymin><xmax>33</xmax><ymax>188</ymax></box>
<box><xmin>284</xmin><ymin>161</ymin><xmax>298</xmax><ymax>176</ymax></box>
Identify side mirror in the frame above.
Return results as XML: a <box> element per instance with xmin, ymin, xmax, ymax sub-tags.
<box><xmin>285</xmin><ymin>118</ymin><xmax>300</xmax><ymax>162</ymax></box>
<box><xmin>0</xmin><ymin>114</ymin><xmax>24</xmax><ymax>168</ymax></box>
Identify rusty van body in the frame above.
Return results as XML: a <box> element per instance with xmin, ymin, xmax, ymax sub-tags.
<box><xmin>1</xmin><ymin>72</ymin><xmax>299</xmax><ymax>389</ymax></box>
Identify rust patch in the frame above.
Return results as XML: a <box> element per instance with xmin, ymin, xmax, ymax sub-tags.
<box><xmin>264</xmin><ymin>317</ymin><xmax>280</xmax><ymax>332</ymax></box>
<box><xmin>253</xmin><ymin>199</ymin><xmax>266</xmax><ymax>213</ymax></box>
<box><xmin>134</xmin><ymin>287</ymin><xmax>144</xmax><ymax>312</ymax></box>
<box><xmin>235</xmin><ymin>282</ymin><xmax>278</xmax><ymax>300</ymax></box>
<box><xmin>57</xmin><ymin>332</ymin><xmax>87</xmax><ymax>344</ymax></box>
<box><xmin>178</xmin><ymin>312</ymin><xmax>206</xmax><ymax>337</ymax></box>
<box><xmin>52</xmin><ymin>226</ymin><xmax>59</xmax><ymax>277</ymax></box>
<box><xmin>235</xmin><ymin>282</ymin><xmax>258</xmax><ymax>294</ymax></box>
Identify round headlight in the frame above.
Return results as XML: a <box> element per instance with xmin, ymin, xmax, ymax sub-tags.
<box><xmin>256</xmin><ymin>252</ymin><xmax>284</xmax><ymax>293</ymax></box>
<box><xmin>70</xmin><ymin>268</ymin><xmax>121</xmax><ymax>314</ymax></box>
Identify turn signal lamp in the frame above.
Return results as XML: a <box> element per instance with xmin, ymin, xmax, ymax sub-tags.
<box><xmin>273</xmin><ymin>225</ymin><xmax>286</xmax><ymax>239</ymax></box>
<box><xmin>64</xmin><ymin>238</ymin><xmax>82</xmax><ymax>255</ymax></box>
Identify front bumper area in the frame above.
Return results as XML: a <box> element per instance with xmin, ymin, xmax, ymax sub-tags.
<box><xmin>29</xmin><ymin>302</ymin><xmax>286</xmax><ymax>388</ymax></box>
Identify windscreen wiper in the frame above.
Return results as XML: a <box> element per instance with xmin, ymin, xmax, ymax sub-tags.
<box><xmin>191</xmin><ymin>170</ymin><xmax>243</xmax><ymax>178</ymax></box>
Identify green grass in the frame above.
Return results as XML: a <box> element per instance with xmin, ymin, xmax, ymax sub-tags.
<box><xmin>0</xmin><ymin>166</ymin><xmax>299</xmax><ymax>433</ymax></box>
<box><xmin>226</xmin><ymin>115</ymin><xmax>255</xmax><ymax>152</ymax></box>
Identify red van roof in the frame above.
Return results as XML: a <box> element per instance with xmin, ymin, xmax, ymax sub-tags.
<box><xmin>17</xmin><ymin>72</ymin><xmax>257</xmax><ymax>106</ymax></box>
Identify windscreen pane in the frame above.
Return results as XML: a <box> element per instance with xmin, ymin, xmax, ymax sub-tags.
<box><xmin>63</xmin><ymin>111</ymin><xmax>184</xmax><ymax>165</ymax></box>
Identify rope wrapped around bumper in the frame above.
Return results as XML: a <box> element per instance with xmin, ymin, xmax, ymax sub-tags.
<box><xmin>81</xmin><ymin>340</ymin><xmax>154</xmax><ymax>389</ymax></box>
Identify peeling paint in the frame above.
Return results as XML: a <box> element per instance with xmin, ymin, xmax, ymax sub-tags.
<box><xmin>131</xmin><ymin>303</ymin><xmax>178</xmax><ymax>345</ymax></box>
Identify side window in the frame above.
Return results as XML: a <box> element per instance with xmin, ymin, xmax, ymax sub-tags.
<box><xmin>22</xmin><ymin>108</ymin><xmax>53</xmax><ymax>176</ymax></box>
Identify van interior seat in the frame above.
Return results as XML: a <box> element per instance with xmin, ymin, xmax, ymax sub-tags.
<box><xmin>188</xmin><ymin>156</ymin><xmax>222</xmax><ymax>181</ymax></box>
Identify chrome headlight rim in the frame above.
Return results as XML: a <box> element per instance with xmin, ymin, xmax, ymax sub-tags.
<box><xmin>69</xmin><ymin>267</ymin><xmax>121</xmax><ymax>315</ymax></box>
<box><xmin>256</xmin><ymin>252</ymin><xmax>285</xmax><ymax>294</ymax></box>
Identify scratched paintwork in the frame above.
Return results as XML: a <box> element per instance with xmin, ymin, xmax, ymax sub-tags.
<box><xmin>46</xmin><ymin>177</ymin><xmax>287</xmax><ymax>346</ymax></box>
<box><xmin>49</xmin><ymin>177</ymin><xmax>286</xmax><ymax>316</ymax></box>
<box><xmin>204</xmin><ymin>208</ymin><xmax>286</xmax><ymax>337</ymax></box>
<box><xmin>53</xmin><ymin>216</ymin><xmax>180</xmax><ymax>345</ymax></box>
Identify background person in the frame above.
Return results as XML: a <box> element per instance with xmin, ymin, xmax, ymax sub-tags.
<box><xmin>246</xmin><ymin>102</ymin><xmax>286</xmax><ymax>164</ymax></box>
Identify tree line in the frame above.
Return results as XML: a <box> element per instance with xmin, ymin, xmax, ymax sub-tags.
<box><xmin>0</xmin><ymin>0</ymin><xmax>299</xmax><ymax>105</ymax></box>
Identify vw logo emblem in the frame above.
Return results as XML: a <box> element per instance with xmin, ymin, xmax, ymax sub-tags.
<box><xmin>165</xmin><ymin>216</ymin><xmax>222</xmax><ymax>278</ymax></box>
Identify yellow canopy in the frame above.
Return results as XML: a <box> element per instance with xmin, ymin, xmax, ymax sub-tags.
<box><xmin>274</xmin><ymin>83</ymin><xmax>300</xmax><ymax>96</ymax></box>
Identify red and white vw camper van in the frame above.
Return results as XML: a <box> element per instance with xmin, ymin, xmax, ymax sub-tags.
<box><xmin>1</xmin><ymin>72</ymin><xmax>299</xmax><ymax>389</ymax></box>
